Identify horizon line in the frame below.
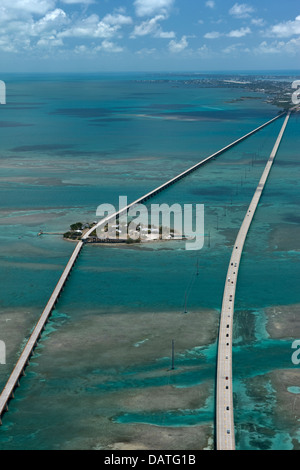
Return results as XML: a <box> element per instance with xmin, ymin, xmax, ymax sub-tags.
<box><xmin>1</xmin><ymin>69</ymin><xmax>300</xmax><ymax>75</ymax></box>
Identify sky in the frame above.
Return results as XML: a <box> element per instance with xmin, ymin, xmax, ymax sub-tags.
<box><xmin>0</xmin><ymin>0</ymin><xmax>299</xmax><ymax>72</ymax></box>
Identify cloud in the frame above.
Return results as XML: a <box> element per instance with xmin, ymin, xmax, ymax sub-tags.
<box><xmin>268</xmin><ymin>16</ymin><xmax>300</xmax><ymax>38</ymax></box>
<box><xmin>74</xmin><ymin>41</ymin><xmax>124</xmax><ymax>54</ymax></box>
<box><xmin>131</xmin><ymin>14</ymin><xmax>164</xmax><ymax>36</ymax></box>
<box><xmin>155</xmin><ymin>30</ymin><xmax>175</xmax><ymax>38</ymax></box>
<box><xmin>204</xmin><ymin>26</ymin><xmax>251</xmax><ymax>40</ymax></box>
<box><xmin>37</xmin><ymin>36</ymin><xmax>64</xmax><ymax>48</ymax></box>
<box><xmin>102</xmin><ymin>13</ymin><xmax>133</xmax><ymax>26</ymax></box>
<box><xmin>205</xmin><ymin>1</ymin><xmax>215</xmax><ymax>9</ymax></box>
<box><xmin>73</xmin><ymin>39</ymin><xmax>124</xmax><ymax>56</ymax></box>
<box><xmin>134</xmin><ymin>0</ymin><xmax>174</xmax><ymax>17</ymax></box>
<box><xmin>222</xmin><ymin>43</ymin><xmax>244</xmax><ymax>54</ymax></box>
<box><xmin>58</xmin><ymin>14</ymin><xmax>120</xmax><ymax>39</ymax></box>
<box><xmin>60</xmin><ymin>0</ymin><xmax>94</xmax><ymax>4</ymax></box>
<box><xmin>0</xmin><ymin>36</ymin><xmax>18</xmax><ymax>53</ymax></box>
<box><xmin>229</xmin><ymin>3</ymin><xmax>254</xmax><ymax>19</ymax></box>
<box><xmin>74</xmin><ymin>44</ymin><xmax>88</xmax><ymax>53</ymax></box>
<box><xmin>227</xmin><ymin>26</ymin><xmax>251</xmax><ymax>37</ymax></box>
<box><xmin>254</xmin><ymin>37</ymin><xmax>300</xmax><ymax>55</ymax></box>
<box><xmin>251</xmin><ymin>18</ymin><xmax>265</xmax><ymax>27</ymax></box>
<box><xmin>94</xmin><ymin>40</ymin><xmax>124</xmax><ymax>53</ymax></box>
<box><xmin>0</xmin><ymin>2</ymin><xmax>133</xmax><ymax>56</ymax></box>
<box><xmin>0</xmin><ymin>6</ymin><xmax>70</xmax><ymax>53</ymax></box>
<box><xmin>33</xmin><ymin>9</ymin><xmax>69</xmax><ymax>34</ymax></box>
<box><xmin>168</xmin><ymin>35</ymin><xmax>188</xmax><ymax>53</ymax></box>
<box><xmin>136</xmin><ymin>47</ymin><xmax>157</xmax><ymax>54</ymax></box>
<box><xmin>131</xmin><ymin>14</ymin><xmax>174</xmax><ymax>38</ymax></box>
<box><xmin>0</xmin><ymin>0</ymin><xmax>55</xmax><ymax>17</ymax></box>
<box><xmin>204</xmin><ymin>31</ymin><xmax>222</xmax><ymax>39</ymax></box>
<box><xmin>197</xmin><ymin>44</ymin><xmax>210</xmax><ymax>57</ymax></box>
<box><xmin>255</xmin><ymin>40</ymin><xmax>285</xmax><ymax>54</ymax></box>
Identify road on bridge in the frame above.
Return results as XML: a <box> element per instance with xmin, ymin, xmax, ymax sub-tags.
<box><xmin>216</xmin><ymin>112</ymin><xmax>291</xmax><ymax>450</ymax></box>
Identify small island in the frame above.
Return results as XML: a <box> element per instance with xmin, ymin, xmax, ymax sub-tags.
<box><xmin>64</xmin><ymin>221</ymin><xmax>184</xmax><ymax>245</ymax></box>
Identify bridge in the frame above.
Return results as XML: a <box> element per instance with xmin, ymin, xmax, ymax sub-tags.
<box><xmin>0</xmin><ymin>110</ymin><xmax>288</xmax><ymax>435</ymax></box>
<box><xmin>83</xmin><ymin>112</ymin><xmax>285</xmax><ymax>240</ymax></box>
<box><xmin>216</xmin><ymin>111</ymin><xmax>291</xmax><ymax>450</ymax></box>
<box><xmin>0</xmin><ymin>241</ymin><xmax>83</xmax><ymax>425</ymax></box>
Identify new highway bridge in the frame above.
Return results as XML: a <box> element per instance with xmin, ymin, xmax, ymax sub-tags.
<box><xmin>0</xmin><ymin>110</ymin><xmax>293</xmax><ymax>448</ymax></box>
<box><xmin>216</xmin><ymin>111</ymin><xmax>291</xmax><ymax>450</ymax></box>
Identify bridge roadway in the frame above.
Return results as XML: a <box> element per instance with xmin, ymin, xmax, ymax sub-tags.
<box><xmin>83</xmin><ymin>112</ymin><xmax>285</xmax><ymax>239</ymax></box>
<box><xmin>0</xmin><ymin>112</ymin><xmax>285</xmax><ymax>425</ymax></box>
<box><xmin>0</xmin><ymin>241</ymin><xmax>84</xmax><ymax>424</ymax></box>
<box><xmin>216</xmin><ymin>111</ymin><xmax>291</xmax><ymax>450</ymax></box>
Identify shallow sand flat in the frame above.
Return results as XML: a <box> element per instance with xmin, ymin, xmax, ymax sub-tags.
<box><xmin>269</xmin><ymin>369</ymin><xmax>300</xmax><ymax>449</ymax></box>
<box><xmin>235</xmin><ymin>369</ymin><xmax>299</xmax><ymax>450</ymax></box>
<box><xmin>105</xmin><ymin>423</ymin><xmax>214</xmax><ymax>451</ymax></box>
<box><xmin>61</xmin><ymin>422</ymin><xmax>213</xmax><ymax>451</ymax></box>
<box><xmin>0</xmin><ymin>308</ymin><xmax>40</xmax><ymax>388</ymax></box>
<box><xmin>38</xmin><ymin>308</ymin><xmax>219</xmax><ymax>373</ymax></box>
<box><xmin>269</xmin><ymin>225</ymin><xmax>300</xmax><ymax>252</ymax></box>
<box><xmin>0</xmin><ymin>211</ymin><xmax>67</xmax><ymax>227</ymax></box>
<box><xmin>265</xmin><ymin>303</ymin><xmax>300</xmax><ymax>339</ymax></box>
<box><xmin>14</xmin><ymin>378</ymin><xmax>214</xmax><ymax>450</ymax></box>
<box><xmin>0</xmin><ymin>308</ymin><xmax>217</xmax><ymax>450</ymax></box>
<box><xmin>118</xmin><ymin>380</ymin><xmax>213</xmax><ymax>413</ymax></box>
<box><xmin>0</xmin><ymin>177</ymin><xmax>66</xmax><ymax>187</ymax></box>
<box><xmin>61</xmin><ymin>383</ymin><xmax>214</xmax><ymax>450</ymax></box>
<box><xmin>0</xmin><ymin>260</ymin><xmax>65</xmax><ymax>272</ymax></box>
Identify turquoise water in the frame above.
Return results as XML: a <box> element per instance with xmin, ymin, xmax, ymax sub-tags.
<box><xmin>0</xmin><ymin>74</ymin><xmax>299</xmax><ymax>450</ymax></box>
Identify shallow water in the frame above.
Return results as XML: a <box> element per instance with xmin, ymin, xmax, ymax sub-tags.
<box><xmin>0</xmin><ymin>74</ymin><xmax>299</xmax><ymax>450</ymax></box>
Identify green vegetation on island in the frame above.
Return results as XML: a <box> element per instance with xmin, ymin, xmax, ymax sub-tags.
<box><xmin>64</xmin><ymin>221</ymin><xmax>179</xmax><ymax>245</ymax></box>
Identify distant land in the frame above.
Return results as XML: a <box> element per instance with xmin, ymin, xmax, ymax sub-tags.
<box><xmin>135</xmin><ymin>73</ymin><xmax>298</xmax><ymax>110</ymax></box>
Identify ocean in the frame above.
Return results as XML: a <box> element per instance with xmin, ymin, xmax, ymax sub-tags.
<box><xmin>0</xmin><ymin>73</ymin><xmax>299</xmax><ymax>450</ymax></box>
